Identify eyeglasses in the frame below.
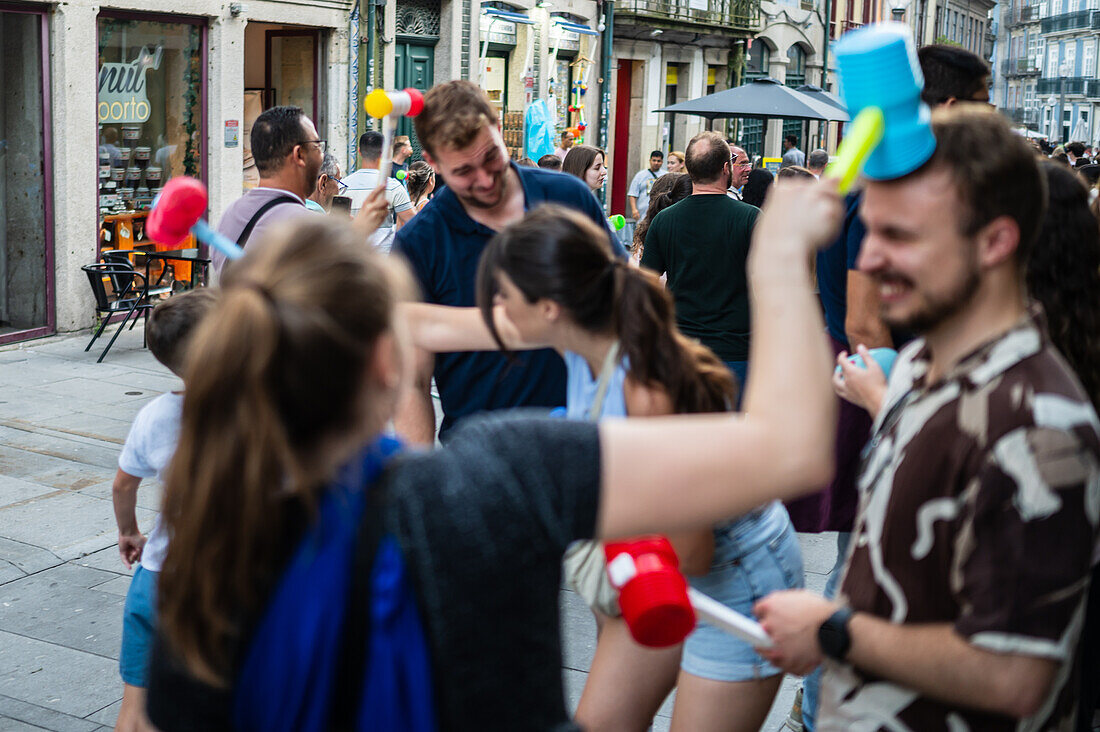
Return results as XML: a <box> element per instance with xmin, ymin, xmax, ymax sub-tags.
<box><xmin>319</xmin><ymin>174</ymin><xmax>348</xmax><ymax>190</ymax></box>
<box><xmin>300</xmin><ymin>139</ymin><xmax>327</xmax><ymax>153</ymax></box>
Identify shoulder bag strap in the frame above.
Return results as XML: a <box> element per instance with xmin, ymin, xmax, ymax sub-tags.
<box><xmin>236</xmin><ymin>195</ymin><xmax>301</xmax><ymax>248</ymax></box>
<box><xmin>330</xmin><ymin>469</ymin><xmax>394</xmax><ymax>730</ymax></box>
<box><xmin>587</xmin><ymin>340</ymin><xmax>623</xmax><ymax>422</ymax></box>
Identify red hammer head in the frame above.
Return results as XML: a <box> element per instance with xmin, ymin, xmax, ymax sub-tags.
<box><xmin>605</xmin><ymin>536</ymin><xmax>696</xmax><ymax>648</ymax></box>
<box><xmin>146</xmin><ymin>176</ymin><xmax>208</xmax><ymax>247</ymax></box>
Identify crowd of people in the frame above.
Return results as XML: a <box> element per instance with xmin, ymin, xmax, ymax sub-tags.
<box><xmin>104</xmin><ymin>42</ymin><xmax>1100</xmax><ymax>732</ymax></box>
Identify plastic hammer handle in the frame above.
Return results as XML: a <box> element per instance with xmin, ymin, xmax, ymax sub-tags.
<box><xmin>825</xmin><ymin>107</ymin><xmax>886</xmax><ymax>194</ymax></box>
<box><xmin>376</xmin><ymin>116</ymin><xmax>396</xmax><ymax>193</ymax></box>
<box><xmin>192</xmin><ymin>219</ymin><xmax>244</xmax><ymax>261</ymax></box>
<box><xmin>687</xmin><ymin>587</ymin><xmax>774</xmax><ymax>648</ymax></box>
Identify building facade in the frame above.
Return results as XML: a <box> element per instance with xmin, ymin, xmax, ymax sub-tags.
<box><xmin>2</xmin><ymin>0</ymin><xmax>360</xmax><ymax>345</ymax></box>
<box><xmin>994</xmin><ymin>0</ymin><xmax>1100</xmax><ymax>144</ymax></box>
<box><xmin>897</xmin><ymin>0</ymin><xmax>995</xmax><ymax>49</ymax></box>
<box><xmin>1036</xmin><ymin>0</ymin><xmax>1100</xmax><ymax>143</ymax></box>
<box><xmin>366</xmin><ymin>0</ymin><xmax>603</xmax><ymax>163</ymax></box>
<box><xmin>997</xmin><ymin>0</ymin><xmax>1043</xmax><ymax>133</ymax></box>
<box><xmin>743</xmin><ymin>0</ymin><xmax>831</xmax><ymax>161</ymax></box>
<box><xmin>606</xmin><ymin>0</ymin><xmax>759</xmax><ymax>215</ymax></box>
<box><xmin>1</xmin><ymin>0</ymin><xmax>606</xmax><ymax>345</ymax></box>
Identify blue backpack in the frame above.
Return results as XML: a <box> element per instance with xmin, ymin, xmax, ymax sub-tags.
<box><xmin>233</xmin><ymin>436</ymin><xmax>436</xmax><ymax>731</ymax></box>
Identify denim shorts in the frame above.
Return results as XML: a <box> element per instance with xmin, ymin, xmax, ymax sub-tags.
<box><xmin>120</xmin><ymin>565</ymin><xmax>159</xmax><ymax>687</ymax></box>
<box><xmin>682</xmin><ymin>501</ymin><xmax>804</xmax><ymax>682</ymax></box>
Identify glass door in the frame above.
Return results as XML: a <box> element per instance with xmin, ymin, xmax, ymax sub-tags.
<box><xmin>0</xmin><ymin>5</ymin><xmax>53</xmax><ymax>344</ymax></box>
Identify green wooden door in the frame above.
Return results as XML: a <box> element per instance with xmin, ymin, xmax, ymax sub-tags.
<box><xmin>394</xmin><ymin>42</ymin><xmax>434</xmax><ymax>159</ymax></box>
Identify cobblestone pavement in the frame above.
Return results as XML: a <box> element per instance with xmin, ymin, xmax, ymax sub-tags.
<box><xmin>0</xmin><ymin>329</ymin><xmax>835</xmax><ymax>730</ymax></box>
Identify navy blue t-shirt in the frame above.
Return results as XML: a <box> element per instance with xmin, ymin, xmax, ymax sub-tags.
<box><xmin>816</xmin><ymin>192</ymin><xmax>866</xmax><ymax>346</ymax></box>
<box><xmin>394</xmin><ymin>163</ymin><xmax>623</xmax><ymax>437</ymax></box>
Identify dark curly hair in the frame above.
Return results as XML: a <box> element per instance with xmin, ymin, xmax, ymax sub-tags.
<box><xmin>1030</xmin><ymin>161</ymin><xmax>1100</xmax><ymax>410</ymax></box>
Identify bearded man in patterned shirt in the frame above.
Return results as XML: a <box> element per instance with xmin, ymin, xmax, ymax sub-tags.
<box><xmin>755</xmin><ymin>106</ymin><xmax>1100</xmax><ymax>730</ymax></box>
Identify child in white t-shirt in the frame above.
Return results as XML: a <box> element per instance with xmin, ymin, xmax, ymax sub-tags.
<box><xmin>112</xmin><ymin>289</ymin><xmax>216</xmax><ymax>732</ymax></box>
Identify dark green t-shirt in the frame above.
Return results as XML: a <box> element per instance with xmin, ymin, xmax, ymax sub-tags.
<box><xmin>640</xmin><ymin>194</ymin><xmax>759</xmax><ymax>361</ymax></box>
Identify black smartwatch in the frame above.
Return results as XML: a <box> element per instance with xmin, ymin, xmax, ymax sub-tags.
<box><xmin>818</xmin><ymin>607</ymin><xmax>855</xmax><ymax>661</ymax></box>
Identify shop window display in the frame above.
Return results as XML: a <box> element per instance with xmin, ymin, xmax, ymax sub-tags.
<box><xmin>96</xmin><ymin>16</ymin><xmax>203</xmax><ymax>274</ymax></box>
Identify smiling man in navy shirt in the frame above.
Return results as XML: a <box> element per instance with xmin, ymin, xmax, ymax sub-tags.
<box><xmin>392</xmin><ymin>81</ymin><xmax>623</xmax><ymax>443</ymax></box>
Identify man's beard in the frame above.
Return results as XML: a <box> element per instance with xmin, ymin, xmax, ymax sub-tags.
<box><xmin>880</xmin><ymin>263</ymin><xmax>981</xmax><ymax>334</ymax></box>
<box><xmin>456</xmin><ymin>170</ymin><xmax>505</xmax><ymax>210</ymax></box>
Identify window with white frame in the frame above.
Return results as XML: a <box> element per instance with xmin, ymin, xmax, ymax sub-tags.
<box><xmin>1085</xmin><ymin>40</ymin><xmax>1095</xmax><ymax>77</ymax></box>
<box><xmin>1066</xmin><ymin>41</ymin><xmax>1077</xmax><ymax>75</ymax></box>
<box><xmin>1048</xmin><ymin>44</ymin><xmax>1059</xmax><ymax>75</ymax></box>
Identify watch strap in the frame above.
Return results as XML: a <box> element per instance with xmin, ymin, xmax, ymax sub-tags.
<box><xmin>818</xmin><ymin>606</ymin><xmax>855</xmax><ymax>661</ymax></box>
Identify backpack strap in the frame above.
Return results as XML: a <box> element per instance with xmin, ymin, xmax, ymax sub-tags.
<box><xmin>330</xmin><ymin>469</ymin><xmax>392</xmax><ymax>730</ymax></box>
<box><xmin>236</xmin><ymin>195</ymin><xmax>301</xmax><ymax>248</ymax></box>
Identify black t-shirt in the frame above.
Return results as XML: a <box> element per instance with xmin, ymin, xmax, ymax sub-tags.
<box><xmin>640</xmin><ymin>194</ymin><xmax>758</xmax><ymax>361</ymax></box>
<box><xmin>146</xmin><ymin>414</ymin><xmax>601</xmax><ymax>731</ymax></box>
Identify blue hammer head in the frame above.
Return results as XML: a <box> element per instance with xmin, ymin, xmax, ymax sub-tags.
<box><xmin>834</xmin><ymin>23</ymin><xmax>937</xmax><ymax>181</ymax></box>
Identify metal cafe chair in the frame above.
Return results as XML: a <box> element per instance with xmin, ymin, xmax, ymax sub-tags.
<box><xmin>81</xmin><ymin>261</ymin><xmax>163</xmax><ymax>363</ymax></box>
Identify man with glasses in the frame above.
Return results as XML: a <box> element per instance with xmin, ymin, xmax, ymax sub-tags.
<box><xmin>727</xmin><ymin>144</ymin><xmax>752</xmax><ymax>200</ymax></box>
<box><xmin>305</xmin><ymin>153</ymin><xmax>346</xmax><ymax>212</ymax></box>
<box><xmin>342</xmin><ymin>130</ymin><xmax>414</xmax><ymax>252</ymax></box>
<box><xmin>212</xmin><ymin>106</ymin><xmax>323</xmax><ymax>271</ymax></box>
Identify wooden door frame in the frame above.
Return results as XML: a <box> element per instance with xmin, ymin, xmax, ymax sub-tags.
<box><xmin>265</xmin><ymin>28</ymin><xmax>321</xmax><ymax>124</ymax></box>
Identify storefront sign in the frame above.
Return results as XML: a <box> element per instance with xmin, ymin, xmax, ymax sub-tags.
<box><xmin>225</xmin><ymin>120</ymin><xmax>240</xmax><ymax>147</ymax></box>
<box><xmin>551</xmin><ymin>28</ymin><xmax>581</xmax><ymax>52</ymax></box>
<box><xmin>98</xmin><ymin>46</ymin><xmax>163</xmax><ymax>125</ymax></box>
<box><xmin>480</xmin><ymin>15</ymin><xmax>517</xmax><ymax>45</ymax></box>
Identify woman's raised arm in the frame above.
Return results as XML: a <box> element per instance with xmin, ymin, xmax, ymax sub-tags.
<box><xmin>596</xmin><ymin>180</ymin><xmax>841</xmax><ymax>539</ymax></box>
<box><xmin>399</xmin><ymin>303</ymin><xmax>547</xmax><ymax>353</ymax></box>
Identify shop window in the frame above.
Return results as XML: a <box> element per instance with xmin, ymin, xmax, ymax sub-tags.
<box><xmin>266</xmin><ymin>31</ymin><xmax>320</xmax><ymax>122</ymax></box>
<box><xmin>0</xmin><ymin>7</ymin><xmax>51</xmax><ymax>342</ymax></box>
<box><xmin>243</xmin><ymin>24</ymin><xmax>324</xmax><ymax>183</ymax></box>
<box><xmin>97</xmin><ymin>14</ymin><xmax>204</xmax><ymax>275</ymax></box>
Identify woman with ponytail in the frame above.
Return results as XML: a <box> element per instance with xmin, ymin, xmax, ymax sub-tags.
<box><xmin>406</xmin><ymin>160</ymin><xmax>436</xmax><ymax>214</ymax></box>
<box><xmin>632</xmin><ymin>172</ymin><xmax>692</xmax><ymax>263</ymax></box>
<box><xmin>405</xmin><ymin>204</ymin><xmax>805</xmax><ymax>731</ymax></box>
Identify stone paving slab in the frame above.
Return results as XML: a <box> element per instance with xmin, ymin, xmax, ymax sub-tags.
<box><xmin>0</xmin><ymin>491</ymin><xmax>156</xmax><ymax>563</ymax></box>
<box><xmin>0</xmin><ymin>631</ymin><xmax>121</xmax><ymax>719</ymax></box>
<box><xmin>0</xmin><ymin>564</ymin><xmax>127</xmax><ymax>660</ymax></box>
<box><xmin>0</xmin><ymin>329</ymin><xmax>839</xmax><ymax>730</ymax></box>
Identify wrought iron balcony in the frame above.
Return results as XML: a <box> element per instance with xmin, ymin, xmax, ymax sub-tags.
<box><xmin>1040</xmin><ymin>9</ymin><xmax>1099</xmax><ymax>33</ymax></box>
<box><xmin>1003</xmin><ymin>4</ymin><xmax>1041</xmax><ymax>25</ymax></box>
<box><xmin>1037</xmin><ymin>76</ymin><xmax>1089</xmax><ymax>94</ymax></box>
<box><xmin>1003</xmin><ymin>107</ymin><xmax>1040</xmax><ymax>124</ymax></box>
<box><xmin>1089</xmin><ymin>79</ymin><xmax>1100</xmax><ymax>97</ymax></box>
<box><xmin>1002</xmin><ymin>57</ymin><xmax>1041</xmax><ymax>75</ymax></box>
<box><xmin>613</xmin><ymin>0</ymin><xmax>760</xmax><ymax>32</ymax></box>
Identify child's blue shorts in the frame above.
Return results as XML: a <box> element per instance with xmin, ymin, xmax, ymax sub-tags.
<box><xmin>119</xmin><ymin>565</ymin><xmax>158</xmax><ymax>687</ymax></box>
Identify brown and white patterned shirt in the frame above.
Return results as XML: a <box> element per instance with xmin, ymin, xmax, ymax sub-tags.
<box><xmin>820</xmin><ymin>307</ymin><xmax>1100</xmax><ymax>732</ymax></box>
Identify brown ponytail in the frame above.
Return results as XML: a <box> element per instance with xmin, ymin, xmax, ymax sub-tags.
<box><xmin>477</xmin><ymin>205</ymin><xmax>735</xmax><ymax>415</ymax></box>
<box><xmin>611</xmin><ymin>263</ymin><xmax>736</xmax><ymax>413</ymax></box>
<box><xmin>158</xmin><ymin>217</ymin><xmax>397</xmax><ymax>684</ymax></box>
